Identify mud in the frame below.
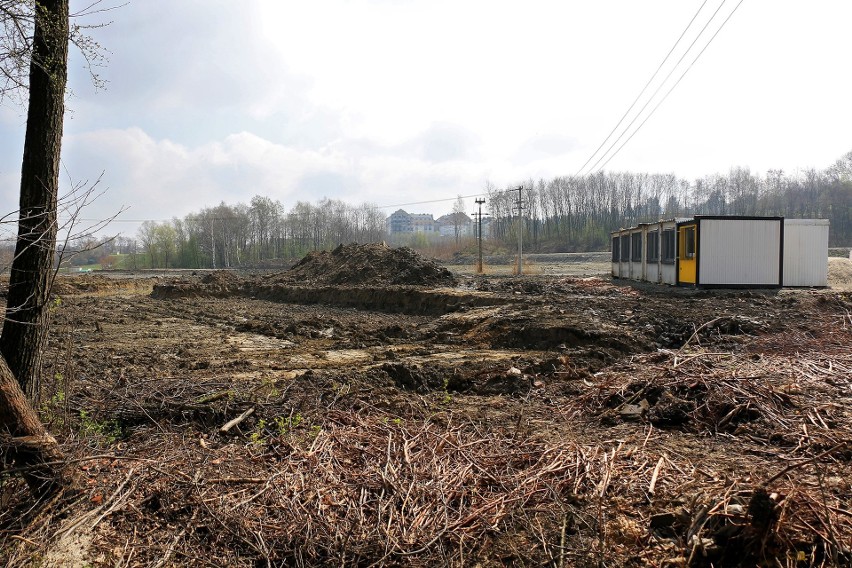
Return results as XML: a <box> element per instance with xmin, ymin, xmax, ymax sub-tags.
<box><xmin>2</xmin><ymin>247</ymin><xmax>851</xmax><ymax>567</ymax></box>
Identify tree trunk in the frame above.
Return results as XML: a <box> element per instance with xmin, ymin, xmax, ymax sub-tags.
<box><xmin>1</xmin><ymin>0</ymin><xmax>69</xmax><ymax>398</ymax></box>
<box><xmin>0</xmin><ymin>354</ymin><xmax>68</xmax><ymax>497</ymax></box>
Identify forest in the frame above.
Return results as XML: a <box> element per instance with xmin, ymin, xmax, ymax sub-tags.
<box><xmin>488</xmin><ymin>155</ymin><xmax>851</xmax><ymax>252</ymax></box>
<box><xmin>52</xmin><ymin>151</ymin><xmax>852</xmax><ymax>270</ymax></box>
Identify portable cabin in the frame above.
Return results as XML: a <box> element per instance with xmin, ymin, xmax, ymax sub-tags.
<box><xmin>613</xmin><ymin>216</ymin><xmax>828</xmax><ymax>288</ymax></box>
<box><xmin>782</xmin><ymin>218</ymin><xmax>829</xmax><ymax>287</ymax></box>
<box><xmin>674</xmin><ymin>216</ymin><xmax>783</xmax><ymax>287</ymax></box>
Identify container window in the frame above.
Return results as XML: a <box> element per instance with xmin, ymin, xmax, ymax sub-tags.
<box><xmin>611</xmin><ymin>236</ymin><xmax>619</xmax><ymax>262</ymax></box>
<box><xmin>681</xmin><ymin>226</ymin><xmax>696</xmax><ymax>259</ymax></box>
<box><xmin>662</xmin><ymin>229</ymin><xmax>675</xmax><ymax>264</ymax></box>
<box><xmin>631</xmin><ymin>233</ymin><xmax>642</xmax><ymax>262</ymax></box>
<box><xmin>620</xmin><ymin>235</ymin><xmax>630</xmax><ymax>261</ymax></box>
<box><xmin>647</xmin><ymin>231</ymin><xmax>659</xmax><ymax>262</ymax></box>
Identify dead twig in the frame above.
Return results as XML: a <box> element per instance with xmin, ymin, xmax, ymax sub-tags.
<box><xmin>220</xmin><ymin>407</ymin><xmax>255</xmax><ymax>433</ymax></box>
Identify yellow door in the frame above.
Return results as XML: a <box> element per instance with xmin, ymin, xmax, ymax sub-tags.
<box><xmin>678</xmin><ymin>224</ymin><xmax>697</xmax><ymax>284</ymax></box>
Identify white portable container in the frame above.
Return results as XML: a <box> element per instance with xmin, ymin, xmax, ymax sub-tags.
<box><xmin>692</xmin><ymin>217</ymin><xmax>783</xmax><ymax>287</ymax></box>
<box><xmin>611</xmin><ymin>216</ymin><xmax>827</xmax><ymax>288</ymax></box>
<box><xmin>783</xmin><ymin>219</ymin><xmax>829</xmax><ymax>287</ymax></box>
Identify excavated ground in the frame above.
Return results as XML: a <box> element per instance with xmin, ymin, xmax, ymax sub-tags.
<box><xmin>1</xmin><ymin>256</ymin><xmax>851</xmax><ymax>567</ymax></box>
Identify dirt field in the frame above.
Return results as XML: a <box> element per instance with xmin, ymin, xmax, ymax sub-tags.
<box><xmin>1</xmin><ymin>246</ymin><xmax>851</xmax><ymax>567</ymax></box>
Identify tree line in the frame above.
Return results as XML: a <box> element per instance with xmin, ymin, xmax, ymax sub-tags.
<box><xmin>129</xmin><ymin>150</ymin><xmax>851</xmax><ymax>268</ymax></box>
<box><xmin>134</xmin><ymin>196</ymin><xmax>386</xmax><ymax>269</ymax></box>
<box><xmin>487</xmin><ymin>152</ymin><xmax>852</xmax><ymax>251</ymax></box>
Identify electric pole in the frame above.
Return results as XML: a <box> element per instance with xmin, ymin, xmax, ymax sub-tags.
<box><xmin>211</xmin><ymin>217</ymin><xmax>216</xmax><ymax>269</ymax></box>
<box><xmin>474</xmin><ymin>198</ymin><xmax>486</xmax><ymax>274</ymax></box>
<box><xmin>515</xmin><ymin>185</ymin><xmax>524</xmax><ymax>275</ymax></box>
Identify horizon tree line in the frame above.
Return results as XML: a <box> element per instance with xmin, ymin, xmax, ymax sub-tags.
<box><xmin>60</xmin><ymin>149</ymin><xmax>850</xmax><ymax>269</ymax></box>
<box><xmin>131</xmin><ymin>196</ymin><xmax>387</xmax><ymax>269</ymax></box>
<box><xmin>488</xmin><ymin>152</ymin><xmax>851</xmax><ymax>252</ymax></box>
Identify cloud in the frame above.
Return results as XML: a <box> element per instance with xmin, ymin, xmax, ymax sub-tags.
<box><xmin>296</xmin><ymin>171</ymin><xmax>358</xmax><ymax>198</ymax></box>
<box><xmin>403</xmin><ymin>122</ymin><xmax>479</xmax><ymax>163</ymax></box>
<box><xmin>54</xmin><ymin>125</ymin><xmax>493</xmax><ymax>235</ymax></box>
<box><xmin>514</xmin><ymin>134</ymin><xmax>580</xmax><ymax>164</ymax></box>
<box><xmin>65</xmin><ymin>1</ymin><xmax>320</xmax><ymax>149</ymax></box>
<box><xmin>4</xmin><ymin>0</ymin><xmax>852</xmax><ymax>240</ymax></box>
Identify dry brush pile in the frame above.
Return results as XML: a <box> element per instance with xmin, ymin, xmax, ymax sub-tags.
<box><xmin>1</xmin><ymin>277</ymin><xmax>851</xmax><ymax>567</ymax></box>
<box><xmin>560</xmin><ymin>296</ymin><xmax>852</xmax><ymax>567</ymax></box>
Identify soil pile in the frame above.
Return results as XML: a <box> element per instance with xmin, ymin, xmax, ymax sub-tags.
<box><xmin>151</xmin><ymin>244</ymin><xmax>457</xmax><ymax>301</ymax></box>
<box><xmin>52</xmin><ymin>274</ymin><xmax>155</xmax><ymax>295</ymax></box>
<box><xmin>829</xmin><ymin>256</ymin><xmax>852</xmax><ymax>289</ymax></box>
<box><xmin>286</xmin><ymin>242</ymin><xmax>457</xmax><ymax>287</ymax></box>
<box><xmin>151</xmin><ymin>270</ymin><xmax>243</xmax><ymax>299</ymax></box>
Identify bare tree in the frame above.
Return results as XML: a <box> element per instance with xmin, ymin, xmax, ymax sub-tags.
<box><xmin>0</xmin><ymin>357</ymin><xmax>67</xmax><ymax>496</ymax></box>
<box><xmin>0</xmin><ymin>0</ymin><xmax>74</xmax><ymax>495</ymax></box>
<box><xmin>137</xmin><ymin>220</ymin><xmax>157</xmax><ymax>268</ymax></box>
<box><xmin>451</xmin><ymin>195</ymin><xmax>466</xmax><ymax>244</ymax></box>
<box><xmin>1</xmin><ymin>0</ymin><xmax>69</xmax><ymax>397</ymax></box>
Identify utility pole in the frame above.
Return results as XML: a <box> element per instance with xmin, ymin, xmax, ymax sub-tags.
<box><xmin>515</xmin><ymin>185</ymin><xmax>524</xmax><ymax>275</ymax></box>
<box><xmin>211</xmin><ymin>217</ymin><xmax>216</xmax><ymax>269</ymax></box>
<box><xmin>474</xmin><ymin>198</ymin><xmax>486</xmax><ymax>274</ymax></box>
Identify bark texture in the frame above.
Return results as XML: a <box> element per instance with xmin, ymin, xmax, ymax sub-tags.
<box><xmin>1</xmin><ymin>0</ymin><xmax>69</xmax><ymax>397</ymax></box>
<box><xmin>0</xmin><ymin>354</ymin><xmax>67</xmax><ymax>496</ymax></box>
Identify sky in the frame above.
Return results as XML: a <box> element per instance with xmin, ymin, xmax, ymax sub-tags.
<box><xmin>1</xmin><ymin>0</ymin><xmax>851</xmax><ymax>239</ymax></box>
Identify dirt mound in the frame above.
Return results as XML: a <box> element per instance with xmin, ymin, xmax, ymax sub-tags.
<box><xmin>199</xmin><ymin>270</ymin><xmax>242</xmax><ymax>293</ymax></box>
<box><xmin>829</xmin><ymin>256</ymin><xmax>852</xmax><ymax>289</ymax></box>
<box><xmin>151</xmin><ymin>271</ymin><xmax>244</xmax><ymax>299</ymax></box>
<box><xmin>287</xmin><ymin>243</ymin><xmax>457</xmax><ymax>287</ymax></box>
<box><xmin>51</xmin><ymin>274</ymin><xmax>155</xmax><ymax>295</ymax></box>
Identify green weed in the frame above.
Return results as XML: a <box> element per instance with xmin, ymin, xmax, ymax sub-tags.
<box><xmin>78</xmin><ymin>410</ymin><xmax>121</xmax><ymax>445</ymax></box>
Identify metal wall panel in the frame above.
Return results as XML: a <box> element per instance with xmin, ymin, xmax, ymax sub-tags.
<box><xmin>660</xmin><ymin>221</ymin><xmax>678</xmax><ymax>285</ymax></box>
<box><xmin>611</xmin><ymin>233</ymin><xmax>621</xmax><ymax>277</ymax></box>
<box><xmin>611</xmin><ymin>230</ymin><xmax>628</xmax><ymax>278</ymax></box>
<box><xmin>698</xmin><ymin>219</ymin><xmax>781</xmax><ymax>285</ymax></box>
<box><xmin>619</xmin><ymin>233</ymin><xmax>630</xmax><ymax>278</ymax></box>
<box><xmin>629</xmin><ymin>229</ymin><xmax>642</xmax><ymax>280</ymax></box>
<box><xmin>783</xmin><ymin>219</ymin><xmax>829</xmax><ymax>286</ymax></box>
<box><xmin>646</xmin><ymin>263</ymin><xmax>660</xmax><ymax>283</ymax></box>
<box><xmin>660</xmin><ymin>263</ymin><xmax>677</xmax><ymax>285</ymax></box>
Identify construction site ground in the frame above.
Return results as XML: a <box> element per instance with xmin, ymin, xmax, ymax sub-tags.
<box><xmin>2</xmin><ymin>247</ymin><xmax>851</xmax><ymax>567</ymax></box>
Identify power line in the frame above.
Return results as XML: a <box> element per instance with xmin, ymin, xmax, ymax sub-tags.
<box><xmin>596</xmin><ymin>0</ymin><xmax>745</xmax><ymax>173</ymax></box>
<box><xmin>582</xmin><ymin>0</ymin><xmax>732</xmax><ymax>176</ymax></box>
<box><xmin>574</xmin><ymin>0</ymin><xmax>711</xmax><ymax>177</ymax></box>
<box><xmin>377</xmin><ymin>192</ymin><xmax>486</xmax><ymax>209</ymax></box>
<box><xmin>375</xmin><ymin>185</ymin><xmax>524</xmax><ymax>210</ymax></box>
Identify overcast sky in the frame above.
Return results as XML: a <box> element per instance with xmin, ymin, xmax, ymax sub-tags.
<box><xmin>1</xmin><ymin>0</ymin><xmax>851</xmax><ymax>238</ymax></box>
